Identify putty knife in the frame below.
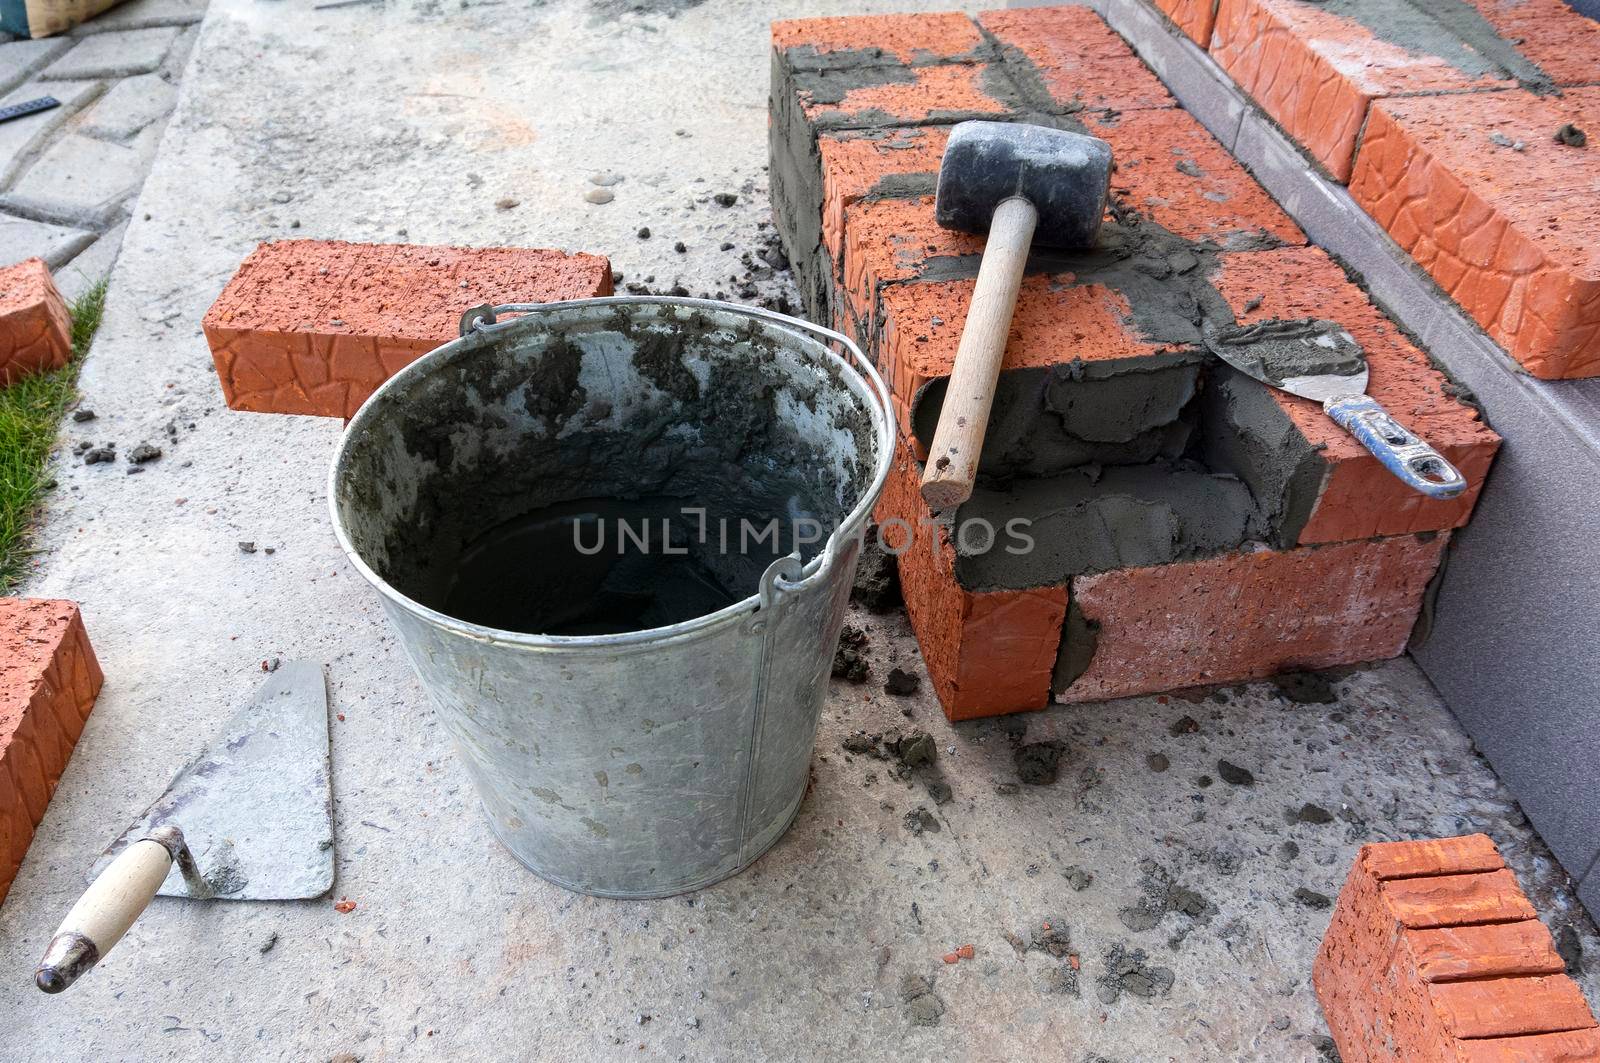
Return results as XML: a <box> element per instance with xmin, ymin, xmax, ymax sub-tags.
<box><xmin>1204</xmin><ymin>318</ymin><xmax>1466</xmax><ymax>499</ymax></box>
<box><xmin>35</xmin><ymin>662</ymin><xmax>333</xmax><ymax>993</ymax></box>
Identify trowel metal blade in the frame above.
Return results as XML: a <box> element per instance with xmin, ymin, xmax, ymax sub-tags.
<box><xmin>1203</xmin><ymin>318</ymin><xmax>1369</xmax><ymax>405</ymax></box>
<box><xmin>89</xmin><ymin>662</ymin><xmax>334</xmax><ymax>900</ymax></box>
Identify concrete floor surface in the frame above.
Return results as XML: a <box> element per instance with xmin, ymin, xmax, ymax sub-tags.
<box><xmin>2</xmin><ymin>1</ymin><xmax>1596</xmax><ymax>1059</ymax></box>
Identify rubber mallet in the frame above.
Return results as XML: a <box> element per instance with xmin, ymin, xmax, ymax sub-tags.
<box><xmin>919</xmin><ymin>121</ymin><xmax>1113</xmax><ymax>510</ymax></box>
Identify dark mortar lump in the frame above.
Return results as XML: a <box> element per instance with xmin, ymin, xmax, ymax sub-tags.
<box><xmin>336</xmin><ymin>307</ymin><xmax>877</xmax><ymax>636</ymax></box>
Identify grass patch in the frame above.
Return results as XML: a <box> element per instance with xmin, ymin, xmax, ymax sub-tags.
<box><xmin>0</xmin><ymin>281</ymin><xmax>108</xmax><ymax>593</ymax></box>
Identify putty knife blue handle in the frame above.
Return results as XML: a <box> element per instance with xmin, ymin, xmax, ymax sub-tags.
<box><xmin>1325</xmin><ymin>394</ymin><xmax>1466</xmax><ymax>499</ymax></box>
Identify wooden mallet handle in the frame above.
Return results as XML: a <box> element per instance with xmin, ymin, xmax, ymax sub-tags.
<box><xmin>920</xmin><ymin>196</ymin><xmax>1038</xmax><ymax>510</ymax></box>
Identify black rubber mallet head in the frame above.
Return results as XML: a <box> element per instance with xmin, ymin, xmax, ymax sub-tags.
<box><xmin>921</xmin><ymin>121</ymin><xmax>1113</xmax><ymax>509</ymax></box>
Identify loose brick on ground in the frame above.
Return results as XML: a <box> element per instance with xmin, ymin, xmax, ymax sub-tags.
<box><xmin>203</xmin><ymin>240</ymin><xmax>612</xmax><ymax>418</ymax></box>
<box><xmin>1059</xmin><ymin>535</ymin><xmax>1447</xmax><ymax>704</ymax></box>
<box><xmin>1348</xmin><ymin>87</ymin><xmax>1600</xmax><ymax>379</ymax></box>
<box><xmin>1208</xmin><ymin>0</ymin><xmax>1511</xmax><ymax>181</ymax></box>
<box><xmin>1315</xmin><ymin>834</ymin><xmax>1600</xmax><ymax>1063</ymax></box>
<box><xmin>0</xmin><ymin>257</ymin><xmax>71</xmax><ymax>386</ymax></box>
<box><xmin>1</xmin><ymin>598</ymin><xmax>103</xmax><ymax>905</ymax></box>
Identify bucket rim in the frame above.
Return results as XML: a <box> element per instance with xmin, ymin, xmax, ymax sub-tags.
<box><xmin>327</xmin><ymin>295</ymin><xmax>898</xmax><ymax>652</ymax></box>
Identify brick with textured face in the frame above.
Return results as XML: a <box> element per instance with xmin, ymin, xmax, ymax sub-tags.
<box><xmin>1208</xmin><ymin>0</ymin><xmax>1512</xmax><ymax>181</ymax></box>
<box><xmin>203</xmin><ymin>240</ymin><xmax>612</xmax><ymax>418</ymax></box>
<box><xmin>0</xmin><ymin>257</ymin><xmax>71</xmax><ymax>386</ymax></box>
<box><xmin>1</xmin><ymin>598</ymin><xmax>103</xmax><ymax>905</ymax></box>
<box><xmin>1349</xmin><ymin>88</ymin><xmax>1600</xmax><ymax>379</ymax></box>
<box><xmin>978</xmin><ymin>6</ymin><xmax>1175</xmax><ymax>112</ymax></box>
<box><xmin>1151</xmin><ymin>0</ymin><xmax>1217</xmax><ymax>45</ymax></box>
<box><xmin>1315</xmin><ymin>835</ymin><xmax>1600</xmax><ymax>1063</ymax></box>
<box><xmin>1059</xmin><ymin>536</ymin><xmax>1447</xmax><ymax>703</ymax></box>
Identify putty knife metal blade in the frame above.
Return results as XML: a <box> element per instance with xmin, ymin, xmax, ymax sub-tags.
<box><xmin>88</xmin><ymin>662</ymin><xmax>334</xmax><ymax>900</ymax></box>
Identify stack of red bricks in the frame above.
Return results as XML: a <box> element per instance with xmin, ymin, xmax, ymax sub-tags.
<box><xmin>1155</xmin><ymin>0</ymin><xmax>1600</xmax><ymax>379</ymax></box>
<box><xmin>1316</xmin><ymin>834</ymin><xmax>1600</xmax><ymax>1061</ymax></box>
<box><xmin>770</xmin><ymin>6</ymin><xmax>1502</xmax><ymax>720</ymax></box>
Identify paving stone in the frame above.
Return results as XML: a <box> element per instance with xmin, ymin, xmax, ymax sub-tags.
<box><xmin>39</xmin><ymin>26</ymin><xmax>179</xmax><ymax>80</ymax></box>
<box><xmin>0</xmin><ymin>214</ymin><xmax>93</xmax><ymax>268</ymax></box>
<box><xmin>53</xmin><ymin>219</ymin><xmax>125</xmax><ymax>303</ymax></box>
<box><xmin>1</xmin><ymin>133</ymin><xmax>145</xmax><ymax>226</ymax></box>
<box><xmin>70</xmin><ymin>0</ymin><xmax>208</xmax><ymax>34</ymax></box>
<box><xmin>0</xmin><ymin>38</ymin><xmax>69</xmax><ymax>96</ymax></box>
<box><xmin>0</xmin><ymin>80</ymin><xmax>100</xmax><ymax>187</ymax></box>
<box><xmin>77</xmin><ymin>72</ymin><xmax>176</xmax><ymax>139</ymax></box>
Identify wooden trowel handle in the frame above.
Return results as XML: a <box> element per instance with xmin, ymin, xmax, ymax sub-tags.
<box><xmin>35</xmin><ymin>826</ymin><xmax>194</xmax><ymax>993</ymax></box>
<box><xmin>920</xmin><ymin>195</ymin><xmax>1038</xmax><ymax>511</ymax></box>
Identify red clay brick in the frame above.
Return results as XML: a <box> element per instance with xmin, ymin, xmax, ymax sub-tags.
<box><xmin>978</xmin><ymin>7</ymin><xmax>1175</xmax><ymax>112</ymax></box>
<box><xmin>875</xmin><ymin>439</ymin><xmax>1064</xmax><ymax>720</ymax></box>
<box><xmin>1455</xmin><ymin>1029</ymin><xmax>1600</xmax><ymax>1063</ymax></box>
<box><xmin>877</xmin><ymin>272</ymin><xmax>1180</xmax><ymax>458</ymax></box>
<box><xmin>1382</xmin><ymin>869</ymin><xmax>1539</xmax><ymax>929</ymax></box>
<box><xmin>1084</xmin><ymin>107</ymin><xmax>1305</xmax><ymax>249</ymax></box>
<box><xmin>1348</xmin><ymin>88</ymin><xmax>1600</xmax><ymax>379</ymax></box>
<box><xmin>1316</xmin><ymin>835</ymin><xmax>1600</xmax><ymax>1063</ymax></box>
<box><xmin>0</xmin><ymin>258</ymin><xmax>72</xmax><ymax>387</ymax></box>
<box><xmin>771</xmin><ymin>12</ymin><xmax>985</xmax><ymax>66</ymax></box>
<box><xmin>1151</xmin><ymin>0</ymin><xmax>1217</xmax><ymax>46</ymax></box>
<box><xmin>799</xmin><ymin>62</ymin><xmax>1015</xmax><ymax>132</ymax></box>
<box><xmin>203</xmin><ymin>240</ymin><xmax>612</xmax><ymax>419</ymax></box>
<box><xmin>1430</xmin><ymin>976</ymin><xmax>1597</xmax><ymax>1040</ymax></box>
<box><xmin>1211</xmin><ymin>246</ymin><xmax>1499</xmax><ymax>541</ymax></box>
<box><xmin>1407</xmin><ymin>922</ymin><xmax>1566</xmax><ymax>982</ymax></box>
<box><xmin>1209</xmin><ymin>0</ymin><xmax>1511</xmax><ymax>181</ymax></box>
<box><xmin>817</xmin><ymin>127</ymin><xmax>947</xmax><ymax>267</ymax></box>
<box><xmin>0</xmin><ymin>598</ymin><xmax>102</xmax><ymax>905</ymax></box>
<box><xmin>1060</xmin><ymin>536</ymin><xmax>1446</xmax><ymax>703</ymax></box>
<box><xmin>1459</xmin><ymin>0</ymin><xmax>1600</xmax><ymax>88</ymax></box>
<box><xmin>1362</xmin><ymin>833</ymin><xmax>1506</xmax><ymax>880</ymax></box>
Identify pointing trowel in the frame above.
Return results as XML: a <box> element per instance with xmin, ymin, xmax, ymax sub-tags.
<box><xmin>1204</xmin><ymin>317</ymin><xmax>1466</xmax><ymax>499</ymax></box>
<box><xmin>35</xmin><ymin>662</ymin><xmax>333</xmax><ymax>993</ymax></box>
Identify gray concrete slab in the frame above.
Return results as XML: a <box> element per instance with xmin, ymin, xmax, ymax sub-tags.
<box><xmin>0</xmin><ymin>132</ymin><xmax>145</xmax><ymax>225</ymax></box>
<box><xmin>39</xmin><ymin>25</ymin><xmax>178</xmax><ymax>80</ymax></box>
<box><xmin>0</xmin><ymin>37</ymin><xmax>70</xmax><ymax>96</ymax></box>
<box><xmin>3</xmin><ymin>1</ymin><xmax>1596</xmax><ymax>1059</ymax></box>
<box><xmin>1084</xmin><ymin>0</ymin><xmax>1600</xmax><ymax>921</ymax></box>
<box><xmin>0</xmin><ymin>213</ymin><xmax>94</xmax><ymax>267</ymax></box>
<box><xmin>0</xmin><ymin>80</ymin><xmax>102</xmax><ymax>189</ymax></box>
<box><xmin>77</xmin><ymin>72</ymin><xmax>177</xmax><ymax>140</ymax></box>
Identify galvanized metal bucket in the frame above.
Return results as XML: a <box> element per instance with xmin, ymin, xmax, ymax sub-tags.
<box><xmin>328</xmin><ymin>298</ymin><xmax>894</xmax><ymax>898</ymax></box>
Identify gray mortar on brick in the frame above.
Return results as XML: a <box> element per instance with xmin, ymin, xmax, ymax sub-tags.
<box><xmin>1304</xmin><ymin>0</ymin><xmax>1557</xmax><ymax>93</ymax></box>
<box><xmin>1053</xmin><ymin>595</ymin><xmax>1101</xmax><ymax>691</ymax></box>
<box><xmin>950</xmin><ymin>462</ymin><xmax>1258</xmax><ymax>591</ymax></box>
<box><xmin>910</xmin><ymin>355</ymin><xmax>1203</xmax><ymax>478</ymax></box>
<box><xmin>780</xmin><ymin>41</ymin><xmax>995</xmax><ymax>73</ymax></box>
